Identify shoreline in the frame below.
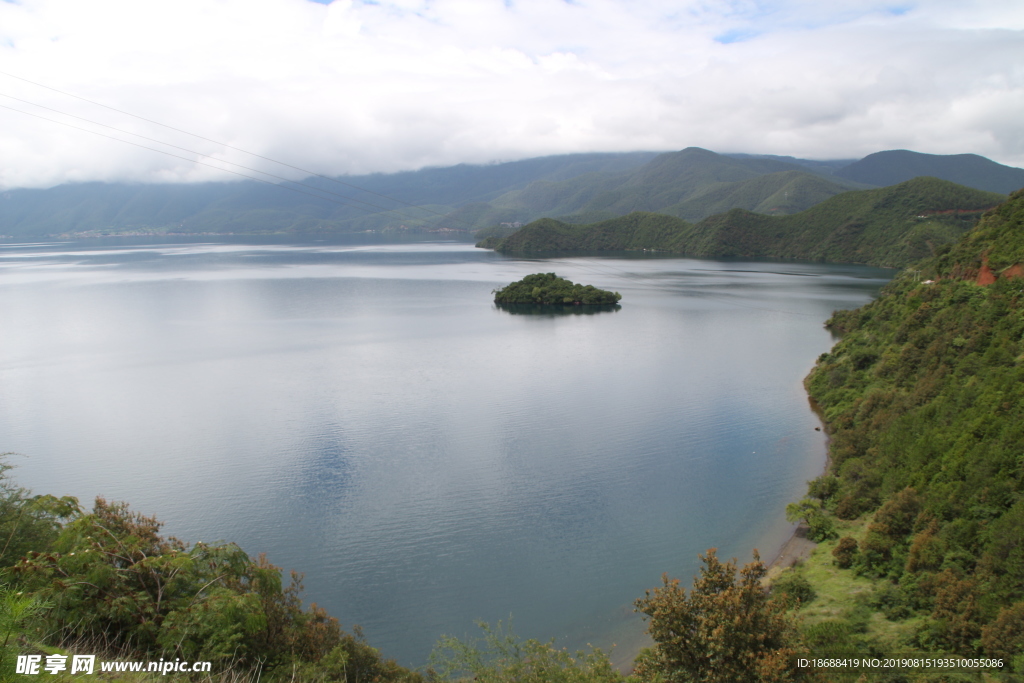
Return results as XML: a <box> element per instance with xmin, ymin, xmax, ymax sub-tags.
<box><xmin>763</xmin><ymin>523</ymin><xmax>817</xmax><ymax>581</ymax></box>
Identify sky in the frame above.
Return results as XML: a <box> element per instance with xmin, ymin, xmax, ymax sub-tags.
<box><xmin>0</xmin><ymin>0</ymin><xmax>1022</xmax><ymax>189</ymax></box>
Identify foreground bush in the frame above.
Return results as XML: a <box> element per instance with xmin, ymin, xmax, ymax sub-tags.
<box><xmin>0</xmin><ymin>457</ymin><xmax>420</xmax><ymax>682</ymax></box>
<box><xmin>633</xmin><ymin>549</ymin><xmax>819</xmax><ymax>683</ymax></box>
<box><xmin>429</xmin><ymin>621</ymin><xmax>623</xmax><ymax>683</ymax></box>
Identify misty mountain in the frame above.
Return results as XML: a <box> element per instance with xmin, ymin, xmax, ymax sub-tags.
<box><xmin>834</xmin><ymin>150</ymin><xmax>1024</xmax><ymax>195</ymax></box>
<box><xmin>481</xmin><ymin>147</ymin><xmax>866</xmax><ymax>224</ymax></box>
<box><xmin>0</xmin><ymin>152</ymin><xmax>659</xmax><ymax>238</ymax></box>
<box><xmin>724</xmin><ymin>153</ymin><xmax>857</xmax><ymax>175</ymax></box>
<box><xmin>1</xmin><ymin>148</ymin><xmax>1021</xmax><ymax>239</ymax></box>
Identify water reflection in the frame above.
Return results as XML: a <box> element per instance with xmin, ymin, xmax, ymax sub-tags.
<box><xmin>0</xmin><ymin>238</ymin><xmax>892</xmax><ymax>667</ymax></box>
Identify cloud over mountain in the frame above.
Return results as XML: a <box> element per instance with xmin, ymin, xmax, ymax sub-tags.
<box><xmin>0</xmin><ymin>0</ymin><xmax>1021</xmax><ymax>189</ymax></box>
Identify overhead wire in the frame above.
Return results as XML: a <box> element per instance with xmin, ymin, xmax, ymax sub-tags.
<box><xmin>0</xmin><ymin>102</ymin><xmax>446</xmax><ymax>220</ymax></box>
<box><xmin>0</xmin><ymin>78</ymin><xmax>488</xmax><ymax>233</ymax></box>
<box><xmin>0</xmin><ymin>91</ymin><xmax>455</xmax><ymax>227</ymax></box>
<box><xmin>0</xmin><ymin>70</ymin><xmax>468</xmax><ymax>226</ymax></box>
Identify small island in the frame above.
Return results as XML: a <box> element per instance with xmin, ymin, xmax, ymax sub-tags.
<box><xmin>493</xmin><ymin>272</ymin><xmax>622</xmax><ymax>305</ymax></box>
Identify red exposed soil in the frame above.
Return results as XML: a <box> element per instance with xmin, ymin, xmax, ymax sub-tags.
<box><xmin>974</xmin><ymin>257</ymin><xmax>1023</xmax><ymax>285</ymax></box>
<box><xmin>977</xmin><ymin>259</ymin><xmax>997</xmax><ymax>285</ymax></box>
<box><xmin>1002</xmin><ymin>263</ymin><xmax>1024</xmax><ymax>280</ymax></box>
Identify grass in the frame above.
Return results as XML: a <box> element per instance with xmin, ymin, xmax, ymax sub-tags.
<box><xmin>776</xmin><ymin>519</ymin><xmax>1013</xmax><ymax>682</ymax></box>
<box><xmin>796</xmin><ymin>518</ymin><xmax>875</xmax><ymax>625</ymax></box>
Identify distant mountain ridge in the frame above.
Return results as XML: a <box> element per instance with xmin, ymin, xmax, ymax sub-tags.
<box><xmin>0</xmin><ymin>148</ymin><xmax>1020</xmax><ymax>239</ymax></box>
<box><xmin>482</xmin><ymin>177</ymin><xmax>1007</xmax><ymax>268</ymax></box>
<box><xmin>835</xmin><ymin>150</ymin><xmax>1024</xmax><ymax>194</ymax></box>
<box><xmin>480</xmin><ymin>147</ymin><xmax>867</xmax><ymax>225</ymax></box>
<box><xmin>724</xmin><ymin>153</ymin><xmax>856</xmax><ymax>175</ymax></box>
<box><xmin>0</xmin><ymin>152</ymin><xmax>660</xmax><ymax>238</ymax></box>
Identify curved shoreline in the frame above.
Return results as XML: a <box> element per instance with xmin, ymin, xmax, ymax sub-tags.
<box><xmin>765</xmin><ymin>523</ymin><xmax>817</xmax><ymax>576</ymax></box>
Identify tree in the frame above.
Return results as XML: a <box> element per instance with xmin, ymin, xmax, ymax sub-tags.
<box><xmin>0</xmin><ymin>584</ymin><xmax>46</xmax><ymax>683</ymax></box>
<box><xmin>784</xmin><ymin>499</ymin><xmax>837</xmax><ymax>543</ymax></box>
<box><xmin>0</xmin><ymin>454</ymin><xmax>79</xmax><ymax>570</ymax></box>
<box><xmin>633</xmin><ymin>549</ymin><xmax>819</xmax><ymax>683</ymax></box>
<box><xmin>831</xmin><ymin>537</ymin><xmax>858</xmax><ymax>569</ymax></box>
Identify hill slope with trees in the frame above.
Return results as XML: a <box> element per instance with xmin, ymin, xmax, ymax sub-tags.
<box><xmin>483</xmin><ymin>177</ymin><xmax>1006</xmax><ymax>268</ymax></box>
<box><xmin>793</xmin><ymin>187</ymin><xmax>1024</xmax><ymax>671</ymax></box>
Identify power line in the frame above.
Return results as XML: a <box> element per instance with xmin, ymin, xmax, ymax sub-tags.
<box><xmin>0</xmin><ymin>70</ymin><xmax>474</xmax><ymax>228</ymax></box>
<box><xmin>0</xmin><ymin>101</ymin><xmax>469</xmax><ymax>230</ymax></box>
<box><xmin>0</xmin><ymin>90</ymin><xmax>453</xmax><ymax>226</ymax></box>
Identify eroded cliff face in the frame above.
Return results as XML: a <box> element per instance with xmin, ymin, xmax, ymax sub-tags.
<box><xmin>929</xmin><ymin>255</ymin><xmax>1021</xmax><ymax>285</ymax></box>
<box><xmin>974</xmin><ymin>257</ymin><xmax>1024</xmax><ymax>285</ymax></box>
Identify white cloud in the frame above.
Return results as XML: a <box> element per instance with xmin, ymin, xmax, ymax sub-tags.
<box><xmin>0</xmin><ymin>0</ymin><xmax>1021</xmax><ymax>189</ymax></box>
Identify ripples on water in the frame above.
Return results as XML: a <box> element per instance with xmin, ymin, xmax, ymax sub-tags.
<box><xmin>0</xmin><ymin>237</ymin><xmax>891</xmax><ymax>666</ymax></box>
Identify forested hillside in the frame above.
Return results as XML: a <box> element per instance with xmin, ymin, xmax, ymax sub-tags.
<box><xmin>484</xmin><ymin>178</ymin><xmax>1007</xmax><ymax>268</ymax></box>
<box><xmin>794</xmin><ymin>187</ymin><xmax>1024</xmax><ymax>671</ymax></box>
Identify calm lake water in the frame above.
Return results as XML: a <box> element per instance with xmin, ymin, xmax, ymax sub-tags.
<box><xmin>0</xmin><ymin>237</ymin><xmax>891</xmax><ymax>667</ymax></box>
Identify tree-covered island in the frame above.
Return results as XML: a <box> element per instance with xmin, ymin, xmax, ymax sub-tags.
<box><xmin>493</xmin><ymin>273</ymin><xmax>622</xmax><ymax>305</ymax></box>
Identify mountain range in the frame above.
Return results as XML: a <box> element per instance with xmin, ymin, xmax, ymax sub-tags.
<box><xmin>0</xmin><ymin>148</ymin><xmax>1022</xmax><ymax>239</ymax></box>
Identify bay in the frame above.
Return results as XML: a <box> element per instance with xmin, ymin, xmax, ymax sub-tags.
<box><xmin>0</xmin><ymin>237</ymin><xmax>890</xmax><ymax>667</ymax></box>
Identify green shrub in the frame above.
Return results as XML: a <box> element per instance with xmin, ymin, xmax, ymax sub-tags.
<box><xmin>772</xmin><ymin>571</ymin><xmax>817</xmax><ymax>608</ymax></box>
<box><xmin>832</xmin><ymin>537</ymin><xmax>858</xmax><ymax>569</ymax></box>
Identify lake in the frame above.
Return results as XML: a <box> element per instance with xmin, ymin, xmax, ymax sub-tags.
<box><xmin>0</xmin><ymin>237</ymin><xmax>891</xmax><ymax>667</ymax></box>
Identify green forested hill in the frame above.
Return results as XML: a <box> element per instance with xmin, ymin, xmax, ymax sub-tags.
<box><xmin>478</xmin><ymin>212</ymin><xmax>691</xmax><ymax>252</ymax></box>
<box><xmin>690</xmin><ymin>177</ymin><xmax>1006</xmax><ymax>266</ymax></box>
<box><xmin>660</xmin><ymin>169</ymin><xmax>857</xmax><ymax>221</ymax></box>
<box><xmin>796</xmin><ymin>188</ymin><xmax>1024</xmax><ymax>667</ymax></box>
<box><xmin>485</xmin><ymin>177</ymin><xmax>1006</xmax><ymax>268</ymax></box>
